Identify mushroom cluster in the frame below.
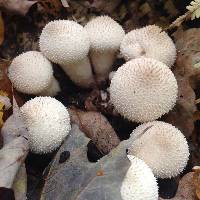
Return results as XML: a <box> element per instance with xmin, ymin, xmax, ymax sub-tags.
<box><xmin>39</xmin><ymin>16</ymin><xmax>125</xmax><ymax>87</ymax></box>
<box><xmin>4</xmin><ymin>15</ymin><xmax>190</xmax><ymax>200</ymax></box>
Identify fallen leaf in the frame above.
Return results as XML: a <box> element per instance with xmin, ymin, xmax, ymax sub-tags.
<box><xmin>1</xmin><ymin>95</ymin><xmax>29</xmax><ymax>200</ymax></box>
<box><xmin>42</xmin><ymin>124</ymin><xmax>130</xmax><ymax>200</ymax></box>
<box><xmin>12</xmin><ymin>164</ymin><xmax>27</xmax><ymax>200</ymax></box>
<box><xmin>0</xmin><ymin>0</ymin><xmax>38</xmax><ymax>15</ymax></box>
<box><xmin>159</xmin><ymin>172</ymin><xmax>197</xmax><ymax>200</ymax></box>
<box><xmin>69</xmin><ymin>108</ymin><xmax>120</xmax><ymax>155</ymax></box>
<box><xmin>193</xmin><ymin>166</ymin><xmax>200</xmax><ymax>199</ymax></box>
<box><xmin>173</xmin><ymin>28</ymin><xmax>200</xmax><ymax>88</ymax></box>
<box><xmin>163</xmin><ymin>28</ymin><xmax>198</xmax><ymax>138</ymax></box>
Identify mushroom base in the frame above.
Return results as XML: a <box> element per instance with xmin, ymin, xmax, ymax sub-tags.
<box><xmin>90</xmin><ymin>50</ymin><xmax>116</xmax><ymax>82</ymax></box>
<box><xmin>39</xmin><ymin>77</ymin><xmax>61</xmax><ymax>97</ymax></box>
<box><xmin>61</xmin><ymin>57</ymin><xmax>95</xmax><ymax>88</ymax></box>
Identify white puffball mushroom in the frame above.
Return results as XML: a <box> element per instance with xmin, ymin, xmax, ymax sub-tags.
<box><xmin>8</xmin><ymin>51</ymin><xmax>60</xmax><ymax>96</ymax></box>
<box><xmin>121</xmin><ymin>155</ymin><xmax>158</xmax><ymax>200</ymax></box>
<box><xmin>110</xmin><ymin>58</ymin><xmax>178</xmax><ymax>123</ymax></box>
<box><xmin>39</xmin><ymin>20</ymin><xmax>95</xmax><ymax>88</ymax></box>
<box><xmin>128</xmin><ymin>121</ymin><xmax>190</xmax><ymax>178</ymax></box>
<box><xmin>20</xmin><ymin>97</ymin><xmax>71</xmax><ymax>154</ymax></box>
<box><xmin>120</xmin><ymin>25</ymin><xmax>176</xmax><ymax>67</ymax></box>
<box><xmin>85</xmin><ymin>16</ymin><xmax>125</xmax><ymax>80</ymax></box>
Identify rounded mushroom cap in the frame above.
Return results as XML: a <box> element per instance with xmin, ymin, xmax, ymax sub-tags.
<box><xmin>20</xmin><ymin>97</ymin><xmax>71</xmax><ymax>154</ymax></box>
<box><xmin>84</xmin><ymin>16</ymin><xmax>125</xmax><ymax>52</ymax></box>
<box><xmin>128</xmin><ymin>121</ymin><xmax>190</xmax><ymax>178</ymax></box>
<box><xmin>39</xmin><ymin>20</ymin><xmax>90</xmax><ymax>65</ymax></box>
<box><xmin>121</xmin><ymin>155</ymin><xmax>158</xmax><ymax>200</ymax></box>
<box><xmin>120</xmin><ymin>25</ymin><xmax>176</xmax><ymax>67</ymax></box>
<box><xmin>110</xmin><ymin>58</ymin><xmax>178</xmax><ymax>122</ymax></box>
<box><xmin>8</xmin><ymin>51</ymin><xmax>53</xmax><ymax>95</ymax></box>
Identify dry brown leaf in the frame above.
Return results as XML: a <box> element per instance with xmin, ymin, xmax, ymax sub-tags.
<box><xmin>163</xmin><ymin>28</ymin><xmax>199</xmax><ymax>138</ymax></box>
<box><xmin>0</xmin><ymin>0</ymin><xmax>37</xmax><ymax>15</ymax></box>
<box><xmin>159</xmin><ymin>172</ymin><xmax>197</xmax><ymax>200</ymax></box>
<box><xmin>0</xmin><ymin>12</ymin><xmax>4</xmax><ymax>46</ymax></box>
<box><xmin>173</xmin><ymin>28</ymin><xmax>200</xmax><ymax>89</ymax></box>
<box><xmin>68</xmin><ymin>107</ymin><xmax>120</xmax><ymax>155</ymax></box>
<box><xmin>193</xmin><ymin>166</ymin><xmax>200</xmax><ymax>199</ymax></box>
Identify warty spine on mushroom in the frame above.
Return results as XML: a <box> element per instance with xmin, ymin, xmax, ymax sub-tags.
<box><xmin>20</xmin><ymin>97</ymin><xmax>71</xmax><ymax>154</ymax></box>
<box><xmin>128</xmin><ymin>121</ymin><xmax>190</xmax><ymax>178</ymax></box>
<box><xmin>120</xmin><ymin>25</ymin><xmax>176</xmax><ymax>67</ymax></box>
<box><xmin>121</xmin><ymin>155</ymin><xmax>158</xmax><ymax>200</ymax></box>
<box><xmin>39</xmin><ymin>20</ymin><xmax>95</xmax><ymax>88</ymax></box>
<box><xmin>8</xmin><ymin>51</ymin><xmax>60</xmax><ymax>96</ymax></box>
<box><xmin>110</xmin><ymin>58</ymin><xmax>178</xmax><ymax>123</ymax></box>
<box><xmin>85</xmin><ymin>16</ymin><xmax>125</xmax><ymax>81</ymax></box>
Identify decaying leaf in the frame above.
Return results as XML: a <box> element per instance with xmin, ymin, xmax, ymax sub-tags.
<box><xmin>12</xmin><ymin>164</ymin><xmax>27</xmax><ymax>200</ymax></box>
<box><xmin>193</xmin><ymin>166</ymin><xmax>200</xmax><ymax>199</ymax></box>
<box><xmin>42</xmin><ymin>124</ymin><xmax>131</xmax><ymax>200</ymax></box>
<box><xmin>187</xmin><ymin>0</ymin><xmax>200</xmax><ymax>20</ymax></box>
<box><xmin>0</xmin><ymin>0</ymin><xmax>38</xmax><ymax>15</ymax></box>
<box><xmin>1</xmin><ymin>95</ymin><xmax>29</xmax><ymax>200</ymax></box>
<box><xmin>159</xmin><ymin>172</ymin><xmax>196</xmax><ymax>200</ymax></box>
<box><xmin>69</xmin><ymin>108</ymin><xmax>120</xmax><ymax>155</ymax></box>
<box><xmin>163</xmin><ymin>28</ymin><xmax>198</xmax><ymax>138</ymax></box>
<box><xmin>0</xmin><ymin>136</ymin><xmax>29</xmax><ymax>189</ymax></box>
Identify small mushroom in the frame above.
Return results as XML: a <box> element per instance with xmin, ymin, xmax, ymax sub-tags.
<box><xmin>39</xmin><ymin>20</ymin><xmax>95</xmax><ymax>88</ymax></box>
<box><xmin>20</xmin><ymin>97</ymin><xmax>71</xmax><ymax>154</ymax></box>
<box><xmin>110</xmin><ymin>58</ymin><xmax>178</xmax><ymax>122</ymax></box>
<box><xmin>121</xmin><ymin>155</ymin><xmax>158</xmax><ymax>200</ymax></box>
<box><xmin>128</xmin><ymin>121</ymin><xmax>190</xmax><ymax>178</ymax></box>
<box><xmin>8</xmin><ymin>51</ymin><xmax>60</xmax><ymax>96</ymax></box>
<box><xmin>120</xmin><ymin>25</ymin><xmax>176</xmax><ymax>67</ymax></box>
<box><xmin>85</xmin><ymin>16</ymin><xmax>125</xmax><ymax>81</ymax></box>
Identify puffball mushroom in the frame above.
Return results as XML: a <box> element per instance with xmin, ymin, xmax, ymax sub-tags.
<box><xmin>110</xmin><ymin>58</ymin><xmax>178</xmax><ymax>123</ymax></box>
<box><xmin>8</xmin><ymin>51</ymin><xmax>60</xmax><ymax>96</ymax></box>
<box><xmin>39</xmin><ymin>20</ymin><xmax>95</xmax><ymax>88</ymax></box>
<box><xmin>128</xmin><ymin>121</ymin><xmax>190</xmax><ymax>178</ymax></box>
<box><xmin>20</xmin><ymin>97</ymin><xmax>71</xmax><ymax>154</ymax></box>
<box><xmin>121</xmin><ymin>155</ymin><xmax>158</xmax><ymax>200</ymax></box>
<box><xmin>120</xmin><ymin>25</ymin><xmax>176</xmax><ymax>67</ymax></box>
<box><xmin>85</xmin><ymin>16</ymin><xmax>125</xmax><ymax>80</ymax></box>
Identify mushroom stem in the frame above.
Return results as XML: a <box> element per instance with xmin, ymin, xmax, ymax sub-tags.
<box><xmin>61</xmin><ymin>57</ymin><xmax>96</xmax><ymax>88</ymax></box>
<box><xmin>91</xmin><ymin>50</ymin><xmax>116</xmax><ymax>81</ymax></box>
<box><xmin>39</xmin><ymin>76</ymin><xmax>61</xmax><ymax>96</ymax></box>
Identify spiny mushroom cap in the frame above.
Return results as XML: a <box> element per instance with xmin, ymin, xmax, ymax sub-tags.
<box><xmin>8</xmin><ymin>51</ymin><xmax>53</xmax><ymax>95</ymax></box>
<box><xmin>110</xmin><ymin>58</ymin><xmax>178</xmax><ymax>123</ymax></box>
<box><xmin>121</xmin><ymin>155</ymin><xmax>158</xmax><ymax>200</ymax></box>
<box><xmin>120</xmin><ymin>25</ymin><xmax>176</xmax><ymax>67</ymax></box>
<box><xmin>20</xmin><ymin>97</ymin><xmax>71</xmax><ymax>154</ymax></box>
<box><xmin>128</xmin><ymin>121</ymin><xmax>190</xmax><ymax>178</ymax></box>
<box><xmin>84</xmin><ymin>16</ymin><xmax>125</xmax><ymax>52</ymax></box>
<box><xmin>39</xmin><ymin>20</ymin><xmax>90</xmax><ymax>65</ymax></box>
